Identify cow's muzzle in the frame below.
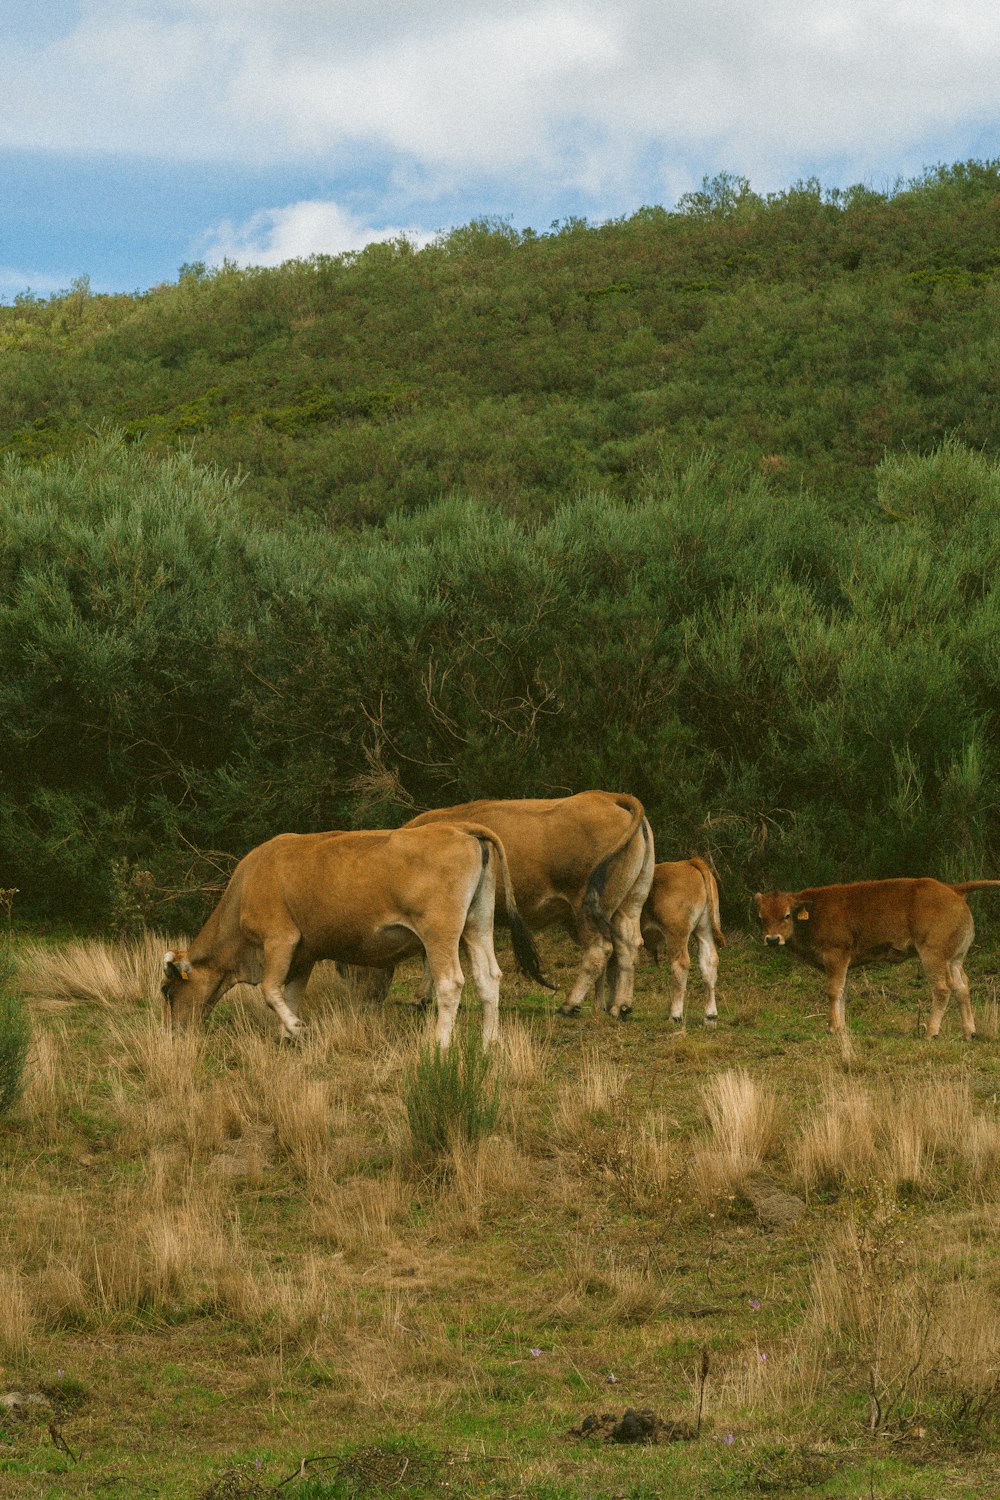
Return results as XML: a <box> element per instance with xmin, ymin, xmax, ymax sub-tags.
<box><xmin>764</xmin><ymin>935</ymin><xmax>784</xmax><ymax>946</ymax></box>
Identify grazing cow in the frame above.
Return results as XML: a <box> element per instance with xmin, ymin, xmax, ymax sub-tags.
<box><xmin>160</xmin><ymin>823</ymin><xmax>547</xmax><ymax>1047</ymax></box>
<box><xmin>397</xmin><ymin>792</ymin><xmax>655</xmax><ymax>1020</ymax></box>
<box><xmin>640</xmin><ymin>858</ymin><xmax>724</xmax><ymax>1026</ymax></box>
<box><xmin>754</xmin><ymin>878</ymin><xmax>1000</xmax><ymax>1039</ymax></box>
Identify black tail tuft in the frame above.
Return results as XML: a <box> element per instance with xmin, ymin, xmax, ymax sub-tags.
<box><xmin>510</xmin><ymin>912</ymin><xmax>556</xmax><ymax>991</ymax></box>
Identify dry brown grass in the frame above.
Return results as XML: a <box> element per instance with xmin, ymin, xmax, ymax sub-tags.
<box><xmin>20</xmin><ymin>1022</ymin><xmax>89</xmax><ymax>1143</ymax></box>
<box><xmin>800</xmin><ymin>1200</ymin><xmax>1000</xmax><ymax>1430</ymax></box>
<box><xmin>17</xmin><ymin>933</ymin><xmax>170</xmax><ymax>1011</ymax></box>
<box><xmin>106</xmin><ymin>1013</ymin><xmax>246</xmax><ymax>1158</ymax></box>
<box><xmin>312</xmin><ymin>1171</ymin><xmax>412</xmax><ymax>1253</ymax></box>
<box><xmin>0</xmin><ymin>1267</ymin><xmax>33</xmax><ymax>1360</ymax></box>
<box><xmin>689</xmin><ymin>1068</ymin><xmax>783</xmax><ymax>1202</ymax></box>
<box><xmin>792</xmin><ymin>1072</ymin><xmax>1000</xmax><ymax>1197</ymax></box>
<box><xmin>544</xmin><ymin>1235</ymin><xmax>672</xmax><ymax>1326</ymax></box>
<box><xmin>430</xmin><ymin>1133</ymin><xmax>537</xmax><ymax>1238</ymax></box>
<box><xmin>550</xmin><ymin>1050</ymin><xmax>627</xmax><ymax>1144</ymax></box>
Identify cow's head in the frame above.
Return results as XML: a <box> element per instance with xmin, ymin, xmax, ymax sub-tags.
<box><xmin>161</xmin><ymin>948</ymin><xmax>219</xmax><ymax>1029</ymax></box>
<box><xmin>754</xmin><ymin>891</ymin><xmax>813</xmax><ymax>946</ymax></box>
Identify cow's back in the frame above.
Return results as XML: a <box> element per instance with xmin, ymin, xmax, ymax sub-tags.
<box><xmin>233</xmin><ymin>827</ymin><xmax>483</xmax><ymax>960</ymax></box>
<box><xmin>797</xmin><ymin>878</ymin><xmax>968</xmax><ymax>959</ymax></box>
<box><xmin>644</xmin><ymin>859</ymin><xmax>710</xmax><ymax>933</ymax></box>
<box><xmin>406</xmin><ymin>792</ymin><xmax>641</xmax><ymax>919</ymax></box>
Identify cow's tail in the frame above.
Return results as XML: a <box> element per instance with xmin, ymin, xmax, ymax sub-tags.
<box><xmin>689</xmin><ymin>856</ymin><xmax>726</xmax><ymax>948</ymax></box>
<box><xmin>952</xmin><ymin>880</ymin><xmax>1000</xmax><ymax>895</ymax></box>
<box><xmin>463</xmin><ymin>824</ymin><xmax>555</xmax><ymax>991</ymax></box>
<box><xmin>583</xmin><ymin>794</ymin><xmax>649</xmax><ymax>937</ymax></box>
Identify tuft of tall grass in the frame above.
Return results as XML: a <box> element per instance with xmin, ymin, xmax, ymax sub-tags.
<box><xmin>0</xmin><ymin>1267</ymin><xmax>33</xmax><ymax>1360</ymax></box>
<box><xmin>404</xmin><ymin>1028</ymin><xmax>501</xmax><ymax>1162</ymax></box>
<box><xmin>17</xmin><ymin>934</ymin><xmax>170</xmax><ymax>1011</ymax></box>
<box><xmin>792</xmin><ymin>1073</ymin><xmax>1000</xmax><ymax>1198</ymax></box>
<box><xmin>689</xmin><ymin>1069</ymin><xmax>782</xmax><ymax>1202</ymax></box>
<box><xmin>312</xmin><ymin>1172</ymin><xmax>411</xmax><ymax>1253</ymax></box>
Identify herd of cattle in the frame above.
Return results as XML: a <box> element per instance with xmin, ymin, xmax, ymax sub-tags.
<box><xmin>160</xmin><ymin>790</ymin><xmax>1000</xmax><ymax>1045</ymax></box>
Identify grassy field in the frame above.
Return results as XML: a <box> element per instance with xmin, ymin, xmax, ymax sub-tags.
<box><xmin>3</xmin><ymin>928</ymin><xmax>1000</xmax><ymax>1499</ymax></box>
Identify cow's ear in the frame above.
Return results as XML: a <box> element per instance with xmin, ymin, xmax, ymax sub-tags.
<box><xmin>794</xmin><ymin>901</ymin><xmax>813</xmax><ymax>922</ymax></box>
<box><xmin>753</xmin><ymin>892</ymin><xmax>763</xmax><ymax>909</ymax></box>
<box><xmin>163</xmin><ymin>950</ymin><xmax>192</xmax><ymax>982</ymax></box>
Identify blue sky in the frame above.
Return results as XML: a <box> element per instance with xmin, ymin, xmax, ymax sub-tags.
<box><xmin>2</xmin><ymin>0</ymin><xmax>998</xmax><ymax>301</ymax></box>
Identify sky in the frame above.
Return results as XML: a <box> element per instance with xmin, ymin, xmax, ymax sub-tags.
<box><xmin>2</xmin><ymin>0</ymin><xmax>999</xmax><ymax>301</ymax></box>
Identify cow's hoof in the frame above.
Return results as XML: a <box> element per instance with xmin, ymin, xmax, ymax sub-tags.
<box><xmin>559</xmin><ymin>1003</ymin><xmax>582</xmax><ymax>1017</ymax></box>
<box><xmin>616</xmin><ymin>1006</ymin><xmax>632</xmax><ymax>1022</ymax></box>
<box><xmin>967</xmin><ymin>1032</ymin><xmax>978</xmax><ymax>1042</ymax></box>
<box><xmin>670</xmin><ymin>1015</ymin><xmax>684</xmax><ymax>1028</ymax></box>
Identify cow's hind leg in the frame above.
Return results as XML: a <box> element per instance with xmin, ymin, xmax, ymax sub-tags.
<box><xmin>695</xmin><ymin>916</ymin><xmax>720</xmax><ymax>1026</ymax></box>
<box><xmin>422</xmin><ymin>941</ymin><xmax>466</xmax><ymax>1049</ymax></box>
<box><xmin>560</xmin><ymin>918</ymin><xmax>613</xmax><ymax>1017</ymax></box>
<box><xmin>666</xmin><ymin>929</ymin><xmax>692</xmax><ymax>1025</ymax></box>
<box><xmin>607</xmin><ymin>821</ymin><xmax>656</xmax><ymax>1019</ymax></box>
<box><xmin>261</xmin><ymin>934</ymin><xmax>307</xmax><ymax>1042</ymax></box>
<box><xmin>922</xmin><ymin>956</ymin><xmax>953</xmax><ymax>1040</ymax></box>
<box><xmin>948</xmin><ymin>961</ymin><xmax>976</xmax><ymax>1039</ymax></box>
<box><xmin>458</xmin><ymin>849</ymin><xmax>502</xmax><ymax>1046</ymax></box>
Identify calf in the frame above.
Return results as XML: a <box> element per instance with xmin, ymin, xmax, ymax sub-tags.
<box><xmin>754</xmin><ymin>878</ymin><xmax>1000</xmax><ymax>1038</ymax></box>
<box><xmin>641</xmin><ymin>858</ymin><xmax>724</xmax><ymax>1025</ymax></box>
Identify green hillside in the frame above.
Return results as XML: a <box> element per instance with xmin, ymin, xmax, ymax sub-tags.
<box><xmin>3</xmin><ymin>162</ymin><xmax>1000</xmax><ymax>927</ymax></box>
<box><xmin>4</xmin><ymin>162</ymin><xmax>1000</xmax><ymax>525</ymax></box>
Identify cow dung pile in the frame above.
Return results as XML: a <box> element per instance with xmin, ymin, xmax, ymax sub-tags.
<box><xmin>570</xmin><ymin>1408</ymin><xmax>698</xmax><ymax>1444</ymax></box>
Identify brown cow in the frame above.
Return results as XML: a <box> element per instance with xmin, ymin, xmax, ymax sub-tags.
<box><xmin>402</xmin><ymin>792</ymin><xmax>655</xmax><ymax>1019</ymax></box>
<box><xmin>160</xmin><ymin>823</ymin><xmax>547</xmax><ymax>1047</ymax></box>
<box><xmin>640</xmin><ymin>858</ymin><xmax>724</xmax><ymax>1025</ymax></box>
<box><xmin>754</xmin><ymin>878</ymin><xmax>1000</xmax><ymax>1038</ymax></box>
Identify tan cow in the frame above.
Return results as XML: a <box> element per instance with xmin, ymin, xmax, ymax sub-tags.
<box><xmin>160</xmin><ymin>822</ymin><xmax>547</xmax><ymax>1047</ymax></box>
<box><xmin>640</xmin><ymin>858</ymin><xmax>724</xmax><ymax>1025</ymax></box>
<box><xmin>754</xmin><ymin>878</ymin><xmax>1000</xmax><ymax>1038</ymax></box>
<box><xmin>402</xmin><ymin>792</ymin><xmax>655</xmax><ymax>1019</ymax></box>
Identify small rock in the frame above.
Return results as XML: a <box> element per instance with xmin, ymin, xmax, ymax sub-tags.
<box><xmin>2</xmin><ymin>1391</ymin><xmax>52</xmax><ymax>1415</ymax></box>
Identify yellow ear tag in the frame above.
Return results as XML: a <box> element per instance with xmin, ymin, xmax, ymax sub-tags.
<box><xmin>796</xmin><ymin>907</ymin><xmax>810</xmax><ymax>920</ymax></box>
<box><xmin>180</xmin><ymin>971</ymin><xmax>190</xmax><ymax>981</ymax></box>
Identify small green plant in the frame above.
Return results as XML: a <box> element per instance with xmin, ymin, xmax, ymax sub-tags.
<box><xmin>0</xmin><ymin>950</ymin><xmax>29</xmax><ymax>1118</ymax></box>
<box><xmin>404</xmin><ymin>1028</ymin><xmax>501</xmax><ymax>1161</ymax></box>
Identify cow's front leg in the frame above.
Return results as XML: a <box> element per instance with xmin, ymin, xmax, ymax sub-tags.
<box><xmin>261</xmin><ymin>937</ymin><xmax>307</xmax><ymax>1042</ymax></box>
<box><xmin>823</xmin><ymin>955</ymin><xmax>850</xmax><ymax>1032</ymax></box>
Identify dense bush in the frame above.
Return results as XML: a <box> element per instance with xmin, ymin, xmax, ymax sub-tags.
<box><xmin>2</xmin><ymin>435</ymin><xmax>1000</xmax><ymax>928</ymax></box>
<box><xmin>405</xmin><ymin>1031</ymin><xmax>501</xmax><ymax>1160</ymax></box>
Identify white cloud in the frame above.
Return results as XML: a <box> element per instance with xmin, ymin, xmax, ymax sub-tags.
<box><xmin>199</xmin><ymin>199</ymin><xmax>434</xmax><ymax>267</ymax></box>
<box><xmin>1</xmin><ymin>0</ymin><xmax>997</xmax><ymax>199</ymax></box>
<box><xmin>0</xmin><ymin>265</ymin><xmax>67</xmax><ymax>298</ymax></box>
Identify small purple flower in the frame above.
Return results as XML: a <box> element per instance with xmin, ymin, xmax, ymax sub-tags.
<box><xmin>255</xmin><ymin>1460</ymin><xmax>262</xmax><ymax>1472</ymax></box>
<box><xmin>759</xmin><ymin>1351</ymin><xmax>768</xmax><ymax>1362</ymax></box>
<box><xmin>749</xmin><ymin>1298</ymin><xmax>761</xmax><ymax>1311</ymax></box>
<box><xmin>529</xmin><ymin>1348</ymin><xmax>542</xmax><ymax>1358</ymax></box>
<box><xmin>724</xmin><ymin>1432</ymin><xmax>735</xmax><ymax>1446</ymax></box>
<box><xmin>56</xmin><ymin>1369</ymin><xmax>65</xmax><ymax>1379</ymax></box>
<box><xmin>606</xmin><ymin>1372</ymin><xmax>617</xmax><ymax>1384</ymax></box>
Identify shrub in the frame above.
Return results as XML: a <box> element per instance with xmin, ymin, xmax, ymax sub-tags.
<box><xmin>404</xmin><ymin>1029</ymin><xmax>501</xmax><ymax>1162</ymax></box>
